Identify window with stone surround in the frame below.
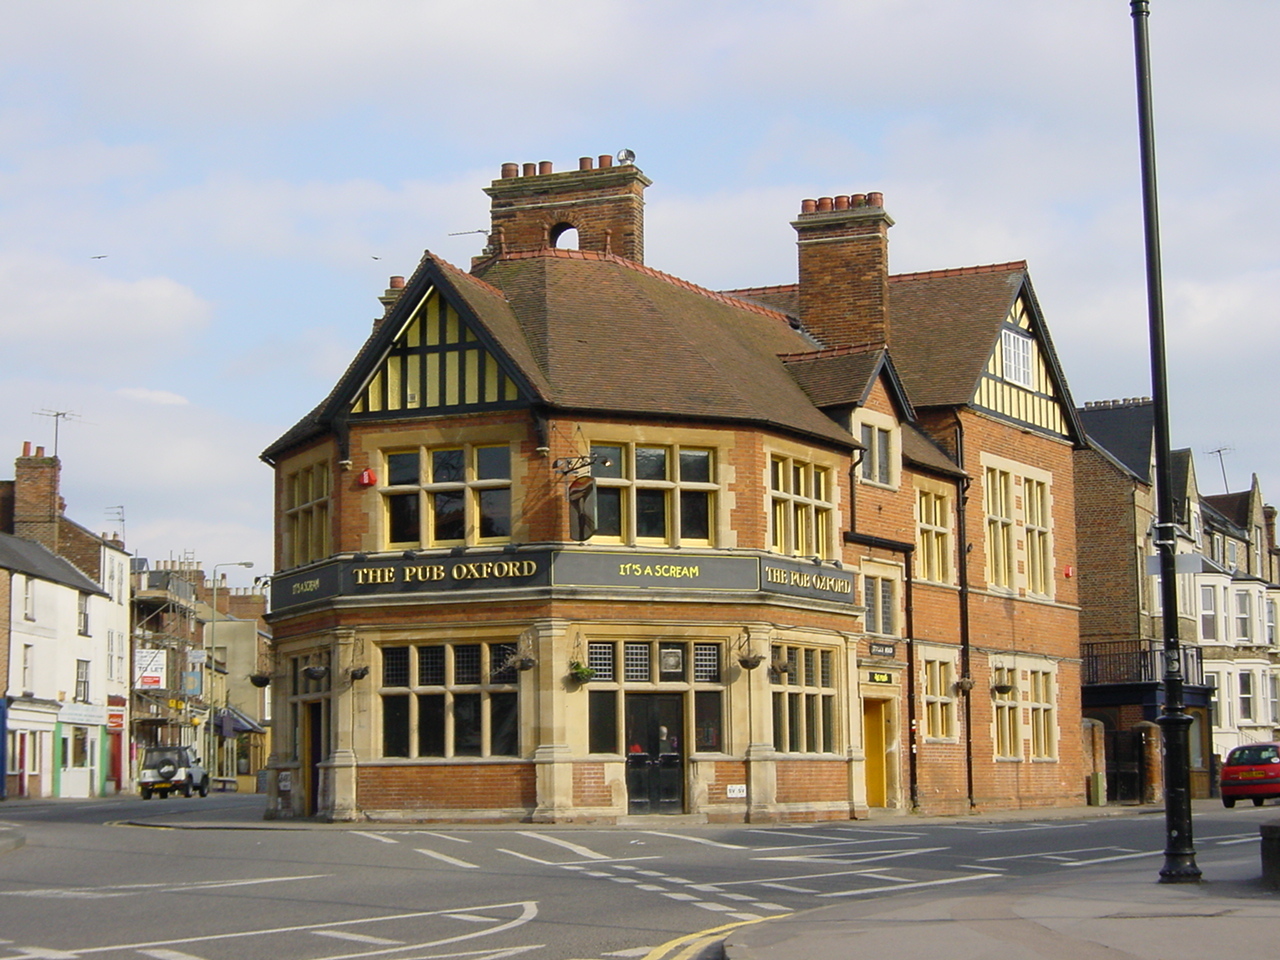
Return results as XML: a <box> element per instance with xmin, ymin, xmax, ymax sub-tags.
<box><xmin>993</xmin><ymin>666</ymin><xmax>1019</xmax><ymax>759</ymax></box>
<box><xmin>284</xmin><ymin>461</ymin><xmax>331</xmax><ymax>568</ymax></box>
<box><xmin>1028</xmin><ymin>669</ymin><xmax>1056</xmax><ymax>759</ymax></box>
<box><xmin>770</xmin><ymin>644</ymin><xmax>837</xmax><ymax>753</ymax></box>
<box><xmin>916</xmin><ymin>486</ymin><xmax>952</xmax><ymax>584</ymax></box>
<box><xmin>769</xmin><ymin>455</ymin><xmax>834</xmax><ymax>558</ymax></box>
<box><xmin>379</xmin><ymin>642</ymin><xmax>520</xmax><ymax>759</ymax></box>
<box><xmin>383</xmin><ymin>444</ymin><xmax>511</xmax><ymax>548</ymax></box>
<box><xmin>589</xmin><ymin>443</ymin><xmax>716</xmax><ymax>547</ymax></box>
<box><xmin>923</xmin><ymin>657</ymin><xmax>956</xmax><ymax>740</ymax></box>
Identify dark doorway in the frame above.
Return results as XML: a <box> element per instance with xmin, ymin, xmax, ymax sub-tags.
<box><xmin>305</xmin><ymin>701</ymin><xmax>324</xmax><ymax>816</ymax></box>
<box><xmin>1105</xmin><ymin>728</ymin><xmax>1144</xmax><ymax>803</ymax></box>
<box><xmin>624</xmin><ymin>694</ymin><xmax>684</xmax><ymax>814</ymax></box>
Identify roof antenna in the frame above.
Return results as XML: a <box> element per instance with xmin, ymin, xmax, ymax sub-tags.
<box><xmin>1206</xmin><ymin>445</ymin><xmax>1233</xmax><ymax>493</ymax></box>
<box><xmin>34</xmin><ymin>409</ymin><xmax>83</xmax><ymax>458</ymax></box>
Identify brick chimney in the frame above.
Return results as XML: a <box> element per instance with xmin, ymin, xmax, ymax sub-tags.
<box><xmin>792</xmin><ymin>192</ymin><xmax>893</xmax><ymax>349</ymax></box>
<box><xmin>478</xmin><ymin>154</ymin><xmax>651</xmax><ymax>265</ymax></box>
<box><xmin>13</xmin><ymin>441</ymin><xmax>63</xmax><ymax>553</ymax></box>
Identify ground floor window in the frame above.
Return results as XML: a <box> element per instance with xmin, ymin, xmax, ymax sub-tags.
<box><xmin>770</xmin><ymin>644</ymin><xmax>837</xmax><ymax>753</ymax></box>
<box><xmin>923</xmin><ymin>658</ymin><xmax>956</xmax><ymax>740</ymax></box>
<box><xmin>379</xmin><ymin>641</ymin><xmax>520</xmax><ymax>758</ymax></box>
<box><xmin>993</xmin><ymin>666</ymin><xmax>1019</xmax><ymax>758</ymax></box>
<box><xmin>1028</xmin><ymin>669</ymin><xmax>1056</xmax><ymax>759</ymax></box>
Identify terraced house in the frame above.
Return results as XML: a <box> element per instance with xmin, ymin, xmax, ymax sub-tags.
<box><xmin>262</xmin><ymin>154</ymin><xmax>1086</xmax><ymax>822</ymax></box>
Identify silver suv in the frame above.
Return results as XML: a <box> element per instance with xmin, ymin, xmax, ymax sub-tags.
<box><xmin>138</xmin><ymin>746</ymin><xmax>209</xmax><ymax>799</ymax></box>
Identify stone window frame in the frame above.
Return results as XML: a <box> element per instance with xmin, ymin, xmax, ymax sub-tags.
<box><xmin>981</xmin><ymin>454</ymin><xmax>1056</xmax><ymax>600</ymax></box>
<box><xmin>992</xmin><ymin>665</ymin><xmax>1020</xmax><ymax>759</ymax></box>
<box><xmin>377</xmin><ymin>640</ymin><xmax>521</xmax><ymax>760</ymax></box>
<box><xmin>853</xmin><ymin>408</ymin><xmax>900</xmax><ymax>491</ymax></box>
<box><xmin>382</xmin><ymin>442</ymin><xmax>513</xmax><ymax>549</ymax></box>
<box><xmin>922</xmin><ymin>654</ymin><xmax>957</xmax><ymax>742</ymax></box>
<box><xmin>588</xmin><ymin>442</ymin><xmax>718</xmax><ymax>548</ymax></box>
<box><xmin>283</xmin><ymin>459</ymin><xmax>331</xmax><ymax>568</ymax></box>
<box><xmin>769</xmin><ymin>641</ymin><xmax>839</xmax><ymax>755</ymax></box>
<box><xmin>768</xmin><ymin>452</ymin><xmax>835</xmax><ymax>559</ymax></box>
<box><xmin>915</xmin><ymin>479</ymin><xmax>953</xmax><ymax>585</ymax></box>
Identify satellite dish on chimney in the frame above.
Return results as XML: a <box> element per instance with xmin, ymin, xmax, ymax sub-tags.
<box><xmin>617</xmin><ymin>148</ymin><xmax>636</xmax><ymax>165</ymax></box>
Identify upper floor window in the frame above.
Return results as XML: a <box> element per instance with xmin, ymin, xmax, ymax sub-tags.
<box><xmin>74</xmin><ymin>659</ymin><xmax>90</xmax><ymax>702</ymax></box>
<box><xmin>1236</xmin><ymin>590</ymin><xmax>1253</xmax><ymax>642</ymax></box>
<box><xmin>1240</xmin><ymin>671</ymin><xmax>1255</xmax><ymax>721</ymax></box>
<box><xmin>1001</xmin><ymin>329</ymin><xmax>1034</xmax><ymax>388</ymax></box>
<box><xmin>23</xmin><ymin>576</ymin><xmax>35</xmax><ymax>620</ymax></box>
<box><xmin>1268</xmin><ymin>600</ymin><xmax>1277</xmax><ymax>645</ymax></box>
<box><xmin>77</xmin><ymin>593</ymin><xmax>90</xmax><ymax>636</ymax></box>
<box><xmin>1200</xmin><ymin>585</ymin><xmax>1219</xmax><ymax>641</ymax></box>
<box><xmin>1025</xmin><ymin>478</ymin><xmax>1050</xmax><ymax>595</ymax></box>
<box><xmin>284</xmin><ymin>461</ymin><xmax>331</xmax><ymax>567</ymax></box>
<box><xmin>859</xmin><ymin>424</ymin><xmax>892</xmax><ymax>485</ymax></box>
<box><xmin>917</xmin><ymin>488</ymin><xmax>951</xmax><ymax>583</ymax></box>
<box><xmin>769</xmin><ymin>455</ymin><xmax>833</xmax><ymax>558</ymax></box>
<box><xmin>588</xmin><ymin>444</ymin><xmax>715</xmax><ymax>546</ymax></box>
<box><xmin>863</xmin><ymin>575</ymin><xmax>896</xmax><ymax>636</ymax></box>
<box><xmin>384</xmin><ymin>444</ymin><xmax>511</xmax><ymax>547</ymax></box>
<box><xmin>985</xmin><ymin>467</ymin><xmax>1014</xmax><ymax>589</ymax></box>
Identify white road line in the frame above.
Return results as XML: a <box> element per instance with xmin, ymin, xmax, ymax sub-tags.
<box><xmin>694</xmin><ymin>902</ymin><xmax>734</xmax><ymax>912</ymax></box>
<box><xmin>399</xmin><ymin>830</ymin><xmax>472</xmax><ymax>844</ymax></box>
<box><xmin>138</xmin><ymin>951</ymin><xmax>208</xmax><ymax>960</ymax></box>
<box><xmin>517</xmin><ymin>831</ymin><xmax>610</xmax><ymax>860</ymax></box>
<box><xmin>757</xmin><ymin>882</ymin><xmax>817</xmax><ymax>893</ymax></box>
<box><xmin>1216</xmin><ymin>837</ymin><xmax>1262</xmax><ymax>846</ymax></box>
<box><xmin>640</xmin><ymin>831</ymin><xmax>745</xmax><ymax>849</ymax></box>
<box><xmin>975</xmin><ymin>845</ymin><xmax>1134</xmax><ymax>863</ymax></box>
<box><xmin>1062</xmin><ymin>849</ymin><xmax>1162</xmax><ymax>866</ymax></box>
<box><xmin>0</xmin><ymin>875</ymin><xmax>330</xmax><ymax>899</ymax></box>
<box><xmin>310</xmin><ymin>930</ymin><xmax>404</xmax><ymax>945</ymax></box>
<box><xmin>820</xmin><ymin>872</ymin><xmax>997</xmax><ymax>898</ymax></box>
<box><xmin>352</xmin><ymin>831</ymin><xmax>400</xmax><ymax>844</ymax></box>
<box><xmin>754</xmin><ymin>846</ymin><xmax>947</xmax><ymax>866</ymax></box>
<box><xmin>750</xmin><ymin>902</ymin><xmax>789</xmax><ymax>912</ymax></box>
<box><xmin>68</xmin><ymin>901</ymin><xmax>539</xmax><ymax>958</ymax></box>
<box><xmin>416</xmin><ymin>847</ymin><xmax>479</xmax><ymax>869</ymax></box>
<box><xmin>940</xmin><ymin>822</ymin><xmax>1089</xmax><ymax>835</ymax></box>
<box><xmin>729</xmin><ymin>912</ymin><xmax>765</xmax><ymax>921</ymax></box>
<box><xmin>602</xmin><ymin>949</ymin><xmax>653</xmax><ymax>957</ymax></box>
<box><xmin>444</xmin><ymin>913</ymin><xmax>502</xmax><ymax>923</ymax></box>
<box><xmin>636</xmin><ymin>884</ymin><xmax>667</xmax><ymax>891</ymax></box>
<box><xmin>608</xmin><ymin>877</ymin><xmax>638</xmax><ymax>883</ymax></box>
<box><xmin>662</xmin><ymin>892</ymin><xmax>701</xmax><ymax>901</ymax></box>
<box><xmin>8</xmin><ymin>949</ymin><xmax>79</xmax><ymax>959</ymax></box>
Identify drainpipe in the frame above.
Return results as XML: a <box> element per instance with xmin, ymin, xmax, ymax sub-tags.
<box><xmin>845</xmin><ymin>529</ymin><xmax>917</xmax><ymax>810</ymax></box>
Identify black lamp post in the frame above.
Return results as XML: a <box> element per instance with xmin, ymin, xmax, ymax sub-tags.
<box><xmin>1130</xmin><ymin>0</ymin><xmax>1200</xmax><ymax>883</ymax></box>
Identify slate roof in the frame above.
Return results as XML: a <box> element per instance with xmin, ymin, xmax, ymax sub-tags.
<box><xmin>1077</xmin><ymin>401</ymin><xmax>1155</xmax><ymax>484</ymax></box>
<box><xmin>1204</xmin><ymin>490</ymin><xmax>1252</xmax><ymax>529</ymax></box>
<box><xmin>0</xmin><ymin>530</ymin><xmax>107</xmax><ymax>595</ymax></box>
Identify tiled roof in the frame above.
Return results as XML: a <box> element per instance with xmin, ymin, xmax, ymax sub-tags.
<box><xmin>780</xmin><ymin>346</ymin><xmax>888</xmax><ymax>408</ymax></box>
<box><xmin>474</xmin><ymin>251</ymin><xmax>854</xmax><ymax>445</ymax></box>
<box><xmin>887</xmin><ymin>263</ymin><xmax>1027</xmax><ymax>408</ymax></box>
<box><xmin>1204</xmin><ymin>490</ymin><xmax>1252</xmax><ymax>528</ymax></box>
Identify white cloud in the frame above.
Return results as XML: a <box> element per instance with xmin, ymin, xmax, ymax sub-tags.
<box><xmin>116</xmin><ymin>388</ymin><xmax>190</xmax><ymax>406</ymax></box>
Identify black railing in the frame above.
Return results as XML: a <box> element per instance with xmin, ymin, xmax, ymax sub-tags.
<box><xmin>1083</xmin><ymin>639</ymin><xmax>1202</xmax><ymax>686</ymax></box>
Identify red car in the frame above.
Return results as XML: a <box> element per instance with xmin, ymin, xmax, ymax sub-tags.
<box><xmin>1220</xmin><ymin>742</ymin><xmax>1280</xmax><ymax>807</ymax></box>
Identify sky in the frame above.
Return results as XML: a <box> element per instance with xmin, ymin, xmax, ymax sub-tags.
<box><xmin>2</xmin><ymin>1</ymin><xmax>1277</xmax><ymax>590</ymax></box>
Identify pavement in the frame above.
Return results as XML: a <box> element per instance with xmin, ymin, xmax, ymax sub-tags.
<box><xmin>3</xmin><ymin>797</ymin><xmax>1277</xmax><ymax>960</ymax></box>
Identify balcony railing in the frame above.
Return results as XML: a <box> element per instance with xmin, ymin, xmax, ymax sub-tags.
<box><xmin>1083</xmin><ymin>639</ymin><xmax>1203</xmax><ymax>686</ymax></box>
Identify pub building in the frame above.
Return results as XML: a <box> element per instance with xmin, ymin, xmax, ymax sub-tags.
<box><xmin>261</xmin><ymin>153</ymin><xmax>1086</xmax><ymax>822</ymax></box>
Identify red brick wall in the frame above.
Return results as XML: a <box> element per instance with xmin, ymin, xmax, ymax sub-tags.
<box><xmin>704</xmin><ymin>760</ymin><xmax>748</xmax><ymax>804</ymax></box>
<box><xmin>776</xmin><ymin>759</ymin><xmax>847</xmax><ymax>803</ymax></box>
<box><xmin>1074</xmin><ymin>446</ymin><xmax>1145</xmax><ymax>643</ymax></box>
<box><xmin>573</xmin><ymin>762</ymin><xmax>612</xmax><ymax>806</ymax></box>
<box><xmin>357</xmin><ymin>762</ymin><xmax>536</xmax><ymax>811</ymax></box>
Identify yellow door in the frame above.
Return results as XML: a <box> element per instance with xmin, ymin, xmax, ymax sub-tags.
<box><xmin>863</xmin><ymin>699</ymin><xmax>887</xmax><ymax>807</ymax></box>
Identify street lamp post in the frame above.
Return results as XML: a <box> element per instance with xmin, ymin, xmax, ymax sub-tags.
<box><xmin>207</xmin><ymin>561</ymin><xmax>253</xmax><ymax>779</ymax></box>
<box><xmin>1129</xmin><ymin>0</ymin><xmax>1200</xmax><ymax>883</ymax></box>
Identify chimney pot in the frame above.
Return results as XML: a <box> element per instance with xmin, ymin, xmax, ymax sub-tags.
<box><xmin>868</xmin><ymin>192</ymin><xmax>884</xmax><ymax>207</ymax></box>
<box><xmin>22</xmin><ymin>440</ymin><xmax>31</xmax><ymax>456</ymax></box>
<box><xmin>598</xmin><ymin>154</ymin><xmax>613</xmax><ymax>168</ymax></box>
<box><xmin>500</xmin><ymin>163</ymin><xmax>519</xmax><ymax>179</ymax></box>
<box><xmin>817</xmin><ymin>197</ymin><xmax>834</xmax><ymax>212</ymax></box>
<box><xmin>523</xmin><ymin>163</ymin><xmax>536</xmax><ymax>177</ymax></box>
<box><xmin>851</xmin><ymin>193</ymin><xmax>866</xmax><ymax>206</ymax></box>
<box><xmin>36</xmin><ymin>446</ymin><xmax>45</xmax><ymax>457</ymax></box>
<box><xmin>389</xmin><ymin>276</ymin><xmax>405</xmax><ymax>289</ymax></box>
<box><xmin>579</xmin><ymin>156</ymin><xmax>593</xmax><ymax>171</ymax></box>
<box><xmin>834</xmin><ymin>195</ymin><xmax>850</xmax><ymax>210</ymax></box>
<box><xmin>801</xmin><ymin>199</ymin><xmax>817</xmax><ymax>214</ymax></box>
<box><xmin>538</xmin><ymin>160</ymin><xmax>553</xmax><ymax>175</ymax></box>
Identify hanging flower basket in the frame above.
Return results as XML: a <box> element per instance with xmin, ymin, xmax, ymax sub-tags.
<box><xmin>568</xmin><ymin>660</ymin><xmax>595</xmax><ymax>683</ymax></box>
<box><xmin>249</xmin><ymin>673</ymin><xmax>271</xmax><ymax>688</ymax></box>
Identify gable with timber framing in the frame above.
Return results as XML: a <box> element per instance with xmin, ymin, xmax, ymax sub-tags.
<box><xmin>973</xmin><ymin>294</ymin><xmax>1071</xmax><ymax>438</ymax></box>
<box><xmin>351</xmin><ymin>285</ymin><xmax>525</xmax><ymax>417</ymax></box>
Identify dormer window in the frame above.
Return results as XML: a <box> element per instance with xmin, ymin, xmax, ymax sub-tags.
<box><xmin>1001</xmin><ymin>329</ymin><xmax>1034</xmax><ymax>388</ymax></box>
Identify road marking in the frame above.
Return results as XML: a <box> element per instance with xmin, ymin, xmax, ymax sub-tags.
<box><xmin>445</xmin><ymin>913</ymin><xmax>503</xmax><ymax>923</ymax></box>
<box><xmin>758</xmin><ymin>882</ymin><xmax>817</xmax><ymax>893</ymax></box>
<box><xmin>975</xmin><ymin>845</ymin><xmax>1134</xmax><ymax>863</ymax></box>
<box><xmin>640</xmin><ymin>831</ymin><xmax>745</xmax><ymax>849</ymax></box>
<box><xmin>311</xmin><ymin>930</ymin><xmax>404</xmax><ymax>945</ymax></box>
<box><xmin>415</xmin><ymin>847</ymin><xmax>479</xmax><ymax>868</ymax></box>
<box><xmin>518</xmin><ymin>831</ymin><xmax>611</xmax><ymax>860</ymax></box>
<box><xmin>140</xmin><ymin>950</ymin><xmax>211</xmax><ymax>960</ymax></box>
<box><xmin>499</xmin><ymin>847</ymin><xmax>660</xmax><ymax>867</ymax></box>
<box><xmin>639</xmin><ymin>915</ymin><xmax>779</xmax><ymax>960</ymax></box>
<box><xmin>693</xmin><ymin>901</ymin><xmax>734</xmax><ymax>912</ymax></box>
<box><xmin>939</xmin><ymin>822</ymin><xmax>1089</xmax><ymax>835</ymax></box>
<box><xmin>754</xmin><ymin>845</ymin><xmax>947</xmax><ymax>865</ymax></box>
<box><xmin>1062</xmin><ymin>849</ymin><xmax>1162</xmax><ymax>866</ymax></box>
<box><xmin>609</xmin><ymin>876</ymin><xmax>639</xmax><ymax>883</ymax></box>
<box><xmin>636</xmin><ymin>884</ymin><xmax>667</xmax><ymax>891</ymax></box>
<box><xmin>64</xmin><ymin>900</ymin><xmax>538</xmax><ymax>956</ymax></box>
<box><xmin>820</xmin><ymin>872</ymin><xmax>997</xmax><ymax>898</ymax></box>
<box><xmin>0</xmin><ymin>875</ymin><xmax>330</xmax><ymax>899</ymax></box>
<box><xmin>661</xmin><ymin>892</ymin><xmax>700</xmax><ymax>901</ymax></box>
<box><xmin>7</xmin><ymin>949</ymin><xmax>79</xmax><ymax>959</ymax></box>
<box><xmin>352</xmin><ymin>831</ymin><xmax>400</xmax><ymax>844</ymax></box>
